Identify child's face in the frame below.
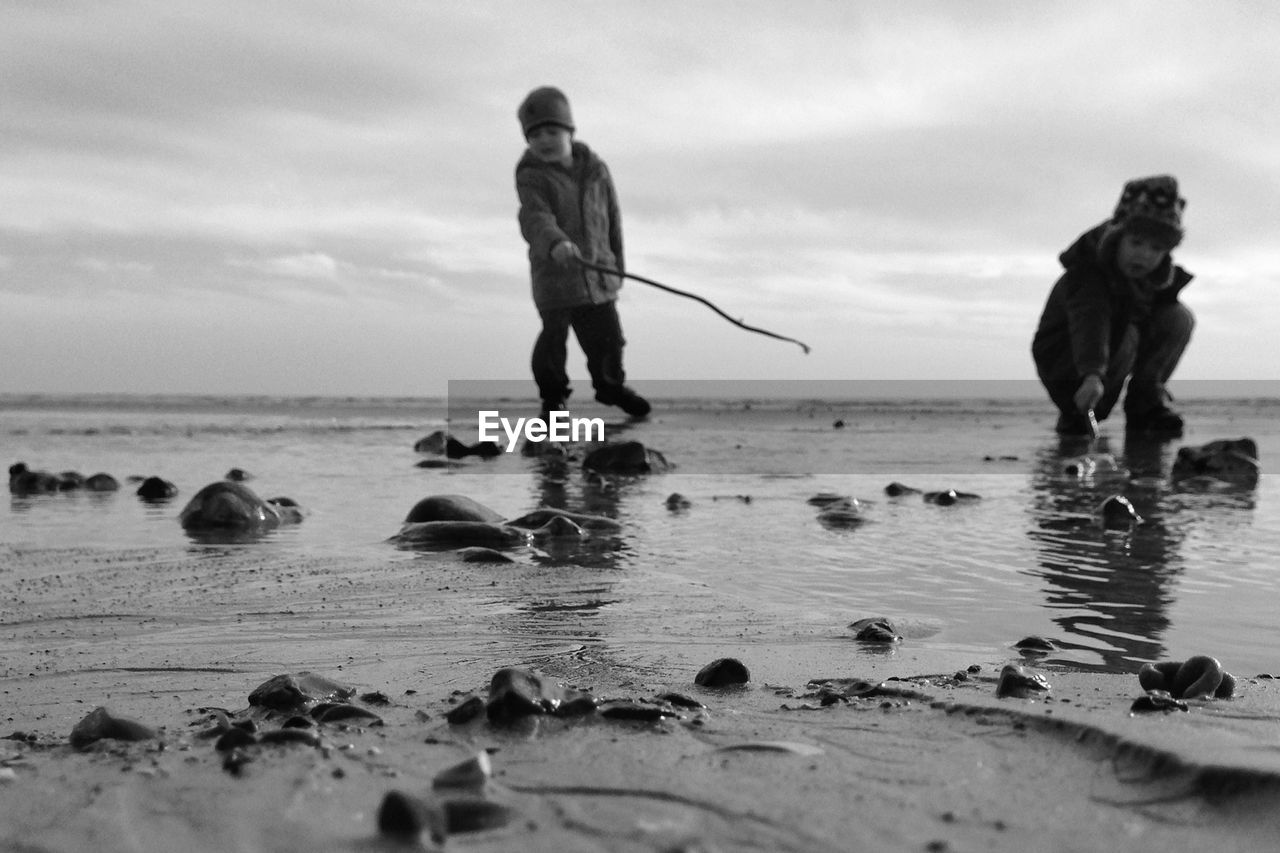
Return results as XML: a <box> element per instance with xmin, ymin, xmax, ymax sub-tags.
<box><xmin>1115</xmin><ymin>232</ymin><xmax>1168</xmax><ymax>279</ymax></box>
<box><xmin>526</xmin><ymin>125</ymin><xmax>573</xmax><ymax>165</ymax></box>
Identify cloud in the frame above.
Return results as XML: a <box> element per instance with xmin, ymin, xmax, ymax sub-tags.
<box><xmin>1</xmin><ymin>1</ymin><xmax>1279</xmax><ymax>393</ymax></box>
<box><xmin>235</xmin><ymin>252</ymin><xmax>338</xmax><ymax>281</ymax></box>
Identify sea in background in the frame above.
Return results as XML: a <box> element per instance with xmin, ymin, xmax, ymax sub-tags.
<box><xmin>3</xmin><ymin>388</ymin><xmax>1278</xmax><ymax>701</ymax></box>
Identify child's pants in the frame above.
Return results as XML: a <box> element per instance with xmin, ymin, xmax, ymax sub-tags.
<box><xmin>531</xmin><ymin>301</ymin><xmax>627</xmax><ymax>407</ymax></box>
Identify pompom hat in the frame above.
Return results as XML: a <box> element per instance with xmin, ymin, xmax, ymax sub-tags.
<box><xmin>518</xmin><ymin>86</ymin><xmax>575</xmax><ymax>137</ymax></box>
<box><xmin>1111</xmin><ymin>175</ymin><xmax>1186</xmax><ymax>249</ymax></box>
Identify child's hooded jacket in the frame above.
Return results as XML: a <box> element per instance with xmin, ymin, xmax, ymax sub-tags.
<box><xmin>1032</xmin><ymin>221</ymin><xmax>1193</xmax><ymax>380</ymax></box>
<box><xmin>516</xmin><ymin>141</ymin><xmax>624</xmax><ymax>311</ymax></box>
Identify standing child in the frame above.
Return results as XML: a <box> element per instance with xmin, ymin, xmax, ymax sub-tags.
<box><xmin>515</xmin><ymin>86</ymin><xmax>650</xmax><ymax>422</ymax></box>
<box><xmin>1031</xmin><ymin>175</ymin><xmax>1194</xmax><ymax>437</ymax></box>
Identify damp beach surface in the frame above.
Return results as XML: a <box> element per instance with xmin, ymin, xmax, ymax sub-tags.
<box><xmin>4</xmin><ymin>391</ymin><xmax>1280</xmax><ymax>851</ymax></box>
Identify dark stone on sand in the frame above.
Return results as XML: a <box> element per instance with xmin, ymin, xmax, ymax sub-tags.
<box><xmin>433</xmin><ymin>752</ymin><xmax>492</xmax><ymax>790</ymax></box>
<box><xmin>1171</xmin><ymin>438</ymin><xmax>1260</xmax><ymax>487</ymax></box>
<box><xmin>695</xmin><ymin>657</ymin><xmax>750</xmax><ymax>687</ymax></box>
<box><xmin>248</xmin><ymin>672</ymin><xmax>356</xmax><ymax>712</ymax></box>
<box><xmin>1138</xmin><ymin>656</ymin><xmax>1235</xmax><ymax>699</ymax></box>
<box><xmin>487</xmin><ymin>670</ymin><xmax>545</xmax><ymax>722</ymax></box>
<box><xmin>179</xmin><ymin>481</ymin><xmax>304</xmax><ymax>529</ymax></box>
<box><xmin>58</xmin><ymin>471</ymin><xmax>85</xmax><ymax>490</ymax></box>
<box><xmin>443</xmin><ymin>797</ymin><xmax>515</xmax><ymax>835</ymax></box>
<box><xmin>414</xmin><ymin>431</ymin><xmax>454</xmax><ymax>454</ymax></box>
<box><xmin>224</xmin><ymin>467</ymin><xmax>252</xmax><ymax>481</ymax></box>
<box><xmin>1130</xmin><ymin>690</ymin><xmax>1189</xmax><ymax>714</ymax></box>
<box><xmin>85</xmin><ymin>472</ymin><xmax>119</xmax><ymax>491</ymax></box>
<box><xmin>817</xmin><ymin>498</ymin><xmax>865</xmax><ymax>528</ymax></box>
<box><xmin>995</xmin><ymin>664</ymin><xmax>1051</xmax><ymax>699</ymax></box>
<box><xmin>1013</xmin><ymin>636</ymin><xmax>1057</xmax><ymax>654</ymax></box>
<box><xmin>1098</xmin><ymin>494</ymin><xmax>1142</xmax><ymax>528</ymax></box>
<box><xmin>445</xmin><ymin>695</ymin><xmax>486</xmax><ymax>725</ymax></box>
<box><xmin>258</xmin><ymin>728</ymin><xmax>322</xmax><ymax>746</ymax></box>
<box><xmin>506</xmin><ymin>507</ymin><xmax>622</xmax><ymax>531</ymax></box>
<box><xmin>404</xmin><ymin>494</ymin><xmax>504</xmax><ymax>524</ymax></box>
<box><xmin>485</xmin><ymin>666</ymin><xmax>597</xmax><ymax>722</ymax></box>
<box><xmin>804</xmin><ymin>677</ymin><xmax>933</xmax><ymax>702</ymax></box>
<box><xmin>582</xmin><ymin>440</ymin><xmax>670</xmax><ymax>474</ymax></box>
<box><xmin>8</xmin><ymin>463</ymin><xmax>61</xmax><ymax>494</ymax></box>
<box><xmin>530</xmin><ymin>515</ymin><xmax>587</xmax><ymax>541</ymax></box>
<box><xmin>458</xmin><ymin>546</ymin><xmax>516</xmax><ymax>564</ymax></box>
<box><xmin>311</xmin><ymin>703</ymin><xmax>384</xmax><ymax>725</ymax></box>
<box><xmin>924</xmin><ymin>489</ymin><xmax>981</xmax><ymax>506</ymax></box>
<box><xmin>415</xmin><ymin>430</ymin><xmax>502</xmax><ymax>459</ymax></box>
<box><xmin>885</xmin><ymin>481</ymin><xmax>921</xmax><ymax>496</ymax></box>
<box><xmin>215</xmin><ymin>727</ymin><xmax>257</xmax><ymax>751</ymax></box>
<box><xmin>849</xmin><ymin>617</ymin><xmax>901</xmax><ymax>644</ymax></box>
<box><xmin>665</xmin><ymin>492</ymin><xmax>692</xmax><ymax>510</ymax></box>
<box><xmin>136</xmin><ymin>476</ymin><xmax>178</xmax><ymax>500</ymax></box>
<box><xmin>415</xmin><ymin>458</ymin><xmax>457</xmax><ymax>469</ymax></box>
<box><xmin>657</xmin><ymin>692</ymin><xmax>706</xmax><ymax>709</ymax></box>
<box><xmin>391</xmin><ymin>520</ymin><xmax>527</xmax><ymax>549</ymax></box>
<box><xmin>69</xmin><ymin>706</ymin><xmax>156</xmax><ymax>750</ymax></box>
<box><xmin>377</xmin><ymin>790</ymin><xmax>447</xmax><ymax>845</ymax></box>
<box><xmin>806</xmin><ymin>492</ymin><xmax>849</xmax><ymax>507</ymax></box>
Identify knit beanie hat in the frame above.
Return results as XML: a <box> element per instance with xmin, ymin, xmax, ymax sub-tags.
<box><xmin>1111</xmin><ymin>175</ymin><xmax>1186</xmax><ymax>249</ymax></box>
<box><xmin>518</xmin><ymin>87</ymin><xmax>575</xmax><ymax>137</ymax></box>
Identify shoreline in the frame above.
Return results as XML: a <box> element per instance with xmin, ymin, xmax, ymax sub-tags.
<box><xmin>4</xmin><ymin>647</ymin><xmax>1280</xmax><ymax>851</ymax></box>
<box><xmin>4</xmin><ymin>548</ymin><xmax>1280</xmax><ymax>851</ymax></box>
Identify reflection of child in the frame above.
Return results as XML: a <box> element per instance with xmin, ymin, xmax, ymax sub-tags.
<box><xmin>515</xmin><ymin>86</ymin><xmax>649</xmax><ymax>422</ymax></box>
<box><xmin>1032</xmin><ymin>175</ymin><xmax>1193</xmax><ymax>437</ymax></box>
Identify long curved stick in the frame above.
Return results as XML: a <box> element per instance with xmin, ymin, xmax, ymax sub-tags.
<box><xmin>578</xmin><ymin>259</ymin><xmax>811</xmax><ymax>355</ymax></box>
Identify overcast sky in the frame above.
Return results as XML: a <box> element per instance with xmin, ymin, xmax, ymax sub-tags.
<box><xmin>3</xmin><ymin>1</ymin><xmax>1278</xmax><ymax>397</ymax></box>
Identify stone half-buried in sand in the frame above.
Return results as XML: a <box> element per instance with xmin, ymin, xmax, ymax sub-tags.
<box><xmin>1137</xmin><ymin>656</ymin><xmax>1236</xmax><ymax>700</ymax></box>
<box><xmin>391</xmin><ymin>493</ymin><xmax>527</xmax><ymax>549</ymax></box>
<box><xmin>582</xmin><ymin>440</ymin><xmax>671</xmax><ymax>475</ymax></box>
<box><xmin>136</xmin><ymin>475</ymin><xmax>178</xmax><ymax>501</ymax></box>
<box><xmin>1171</xmin><ymin>437</ymin><xmax>1260</xmax><ymax>488</ymax></box>
<box><xmin>413</xmin><ymin>430</ymin><xmax>502</xmax><ymax>460</ymax></box>
<box><xmin>694</xmin><ymin>657</ymin><xmax>750</xmax><ymax>687</ymax></box>
<box><xmin>995</xmin><ymin>664</ymin><xmax>1051</xmax><ymax>699</ymax></box>
<box><xmin>178</xmin><ymin>480</ymin><xmax>305</xmax><ymax>529</ymax></box>
<box><xmin>390</xmin><ymin>520</ymin><xmax>528</xmax><ymax>549</ymax></box>
<box><xmin>404</xmin><ymin>494</ymin><xmax>505</xmax><ymax>524</ymax></box>
<box><xmin>69</xmin><ymin>707</ymin><xmax>157</xmax><ymax>750</ymax></box>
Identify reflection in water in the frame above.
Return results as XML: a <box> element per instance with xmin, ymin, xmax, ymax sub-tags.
<box><xmin>1025</xmin><ymin>433</ymin><xmax>1255</xmax><ymax>673</ymax></box>
<box><xmin>469</xmin><ymin>448</ymin><xmax>635</xmax><ymax>651</ymax></box>
<box><xmin>524</xmin><ymin>449</ymin><xmax>630</xmax><ymax>570</ymax></box>
<box><xmin>1026</xmin><ymin>434</ymin><xmax>1182</xmax><ymax>672</ymax></box>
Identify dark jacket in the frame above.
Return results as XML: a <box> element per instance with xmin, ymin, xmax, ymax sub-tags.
<box><xmin>1032</xmin><ymin>222</ymin><xmax>1193</xmax><ymax>379</ymax></box>
<box><xmin>516</xmin><ymin>141</ymin><xmax>624</xmax><ymax>311</ymax></box>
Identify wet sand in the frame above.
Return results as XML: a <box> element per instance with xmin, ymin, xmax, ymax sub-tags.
<box><xmin>4</xmin><ymin>548</ymin><xmax>1280</xmax><ymax>852</ymax></box>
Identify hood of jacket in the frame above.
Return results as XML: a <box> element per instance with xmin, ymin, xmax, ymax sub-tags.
<box><xmin>1059</xmin><ymin>221</ymin><xmax>1193</xmax><ymax>298</ymax></box>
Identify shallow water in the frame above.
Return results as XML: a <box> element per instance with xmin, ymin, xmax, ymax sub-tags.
<box><xmin>3</xmin><ymin>392</ymin><xmax>1278</xmax><ymax>694</ymax></box>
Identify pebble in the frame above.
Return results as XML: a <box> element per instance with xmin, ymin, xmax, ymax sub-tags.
<box><xmin>377</xmin><ymin>790</ymin><xmax>447</xmax><ymax>846</ymax></box>
<box><xmin>995</xmin><ymin>664</ymin><xmax>1051</xmax><ymax>699</ymax></box>
<box><xmin>69</xmin><ymin>707</ymin><xmax>156</xmax><ymax>750</ymax></box>
<box><xmin>695</xmin><ymin>657</ymin><xmax>750</xmax><ymax>687</ymax></box>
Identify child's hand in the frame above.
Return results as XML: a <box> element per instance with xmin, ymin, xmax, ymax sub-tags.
<box><xmin>1073</xmin><ymin>374</ymin><xmax>1104</xmax><ymax>413</ymax></box>
<box><xmin>551</xmin><ymin>240</ymin><xmax>582</xmax><ymax>266</ymax></box>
